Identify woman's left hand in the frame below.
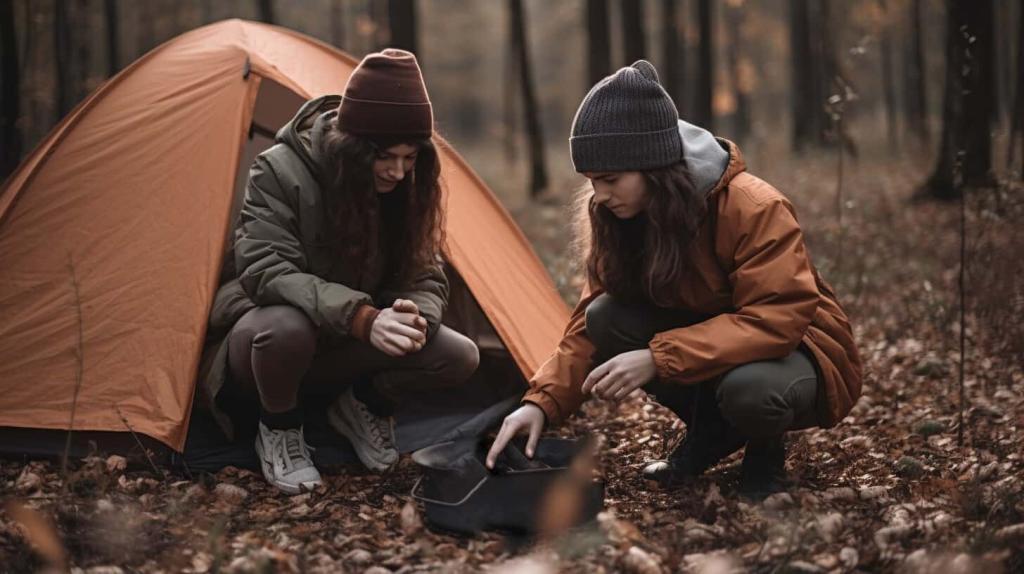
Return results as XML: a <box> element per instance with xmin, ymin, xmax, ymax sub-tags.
<box><xmin>582</xmin><ymin>349</ymin><xmax>658</xmax><ymax>401</ymax></box>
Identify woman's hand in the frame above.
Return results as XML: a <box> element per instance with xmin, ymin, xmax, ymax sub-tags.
<box><xmin>486</xmin><ymin>403</ymin><xmax>546</xmax><ymax>469</ymax></box>
<box><xmin>581</xmin><ymin>349</ymin><xmax>657</xmax><ymax>401</ymax></box>
<box><xmin>369</xmin><ymin>299</ymin><xmax>428</xmax><ymax>357</ymax></box>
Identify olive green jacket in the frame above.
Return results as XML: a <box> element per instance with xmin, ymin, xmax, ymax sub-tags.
<box><xmin>197</xmin><ymin>95</ymin><xmax>448</xmax><ymax>438</ymax></box>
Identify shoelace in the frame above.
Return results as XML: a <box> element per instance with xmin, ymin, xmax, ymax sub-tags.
<box><xmin>276</xmin><ymin>428</ymin><xmax>312</xmax><ymax>472</ymax></box>
<box><xmin>356</xmin><ymin>401</ymin><xmax>394</xmax><ymax>450</ymax></box>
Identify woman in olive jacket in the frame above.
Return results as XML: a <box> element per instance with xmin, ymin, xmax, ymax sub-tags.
<box><xmin>200</xmin><ymin>50</ymin><xmax>479</xmax><ymax>494</ymax></box>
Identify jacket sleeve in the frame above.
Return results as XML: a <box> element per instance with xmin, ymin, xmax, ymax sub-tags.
<box><xmin>380</xmin><ymin>255</ymin><xmax>449</xmax><ymax>338</ymax></box>
<box><xmin>648</xmin><ymin>194</ymin><xmax>819</xmax><ymax>383</ymax></box>
<box><xmin>521</xmin><ymin>280</ymin><xmax>605</xmax><ymax>425</ymax></box>
<box><xmin>235</xmin><ymin>155</ymin><xmax>375</xmax><ymax>338</ymax></box>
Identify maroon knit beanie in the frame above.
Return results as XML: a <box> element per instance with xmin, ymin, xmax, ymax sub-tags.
<box><xmin>337</xmin><ymin>48</ymin><xmax>433</xmax><ymax>138</ymax></box>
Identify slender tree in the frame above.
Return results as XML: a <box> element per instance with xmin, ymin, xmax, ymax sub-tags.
<box><xmin>903</xmin><ymin>0</ymin><xmax>929</xmax><ymax>145</ymax></box>
<box><xmin>1008</xmin><ymin>0</ymin><xmax>1024</xmax><ymax>175</ymax></box>
<box><xmin>725</xmin><ymin>0</ymin><xmax>750</xmax><ymax>141</ymax></box>
<box><xmin>74</xmin><ymin>0</ymin><xmax>91</xmax><ymax>103</ymax></box>
<box><xmin>661</xmin><ymin>0</ymin><xmax>686</xmax><ymax>112</ymax></box>
<box><xmin>694</xmin><ymin>0</ymin><xmax>713</xmax><ymax>129</ymax></box>
<box><xmin>924</xmin><ymin>1</ymin><xmax>996</xmax><ymax>199</ymax></box>
<box><xmin>508</xmin><ymin>0</ymin><xmax>548</xmax><ymax>198</ymax></box>
<box><xmin>200</xmin><ymin>0</ymin><xmax>214</xmax><ymax>23</ymax></box>
<box><xmin>257</xmin><ymin>0</ymin><xmax>275</xmax><ymax>24</ymax></box>
<box><xmin>586</xmin><ymin>0</ymin><xmax>611</xmax><ymax>87</ymax></box>
<box><xmin>790</xmin><ymin>0</ymin><xmax>831</xmax><ymax>150</ymax></box>
<box><xmin>1</xmin><ymin>0</ymin><xmax>20</xmax><ymax>179</ymax></box>
<box><xmin>621</xmin><ymin>0</ymin><xmax>646</xmax><ymax>63</ymax></box>
<box><xmin>330</xmin><ymin>0</ymin><xmax>345</xmax><ymax>48</ymax></box>
<box><xmin>388</xmin><ymin>0</ymin><xmax>417</xmax><ymax>55</ymax></box>
<box><xmin>879</xmin><ymin>0</ymin><xmax>898</xmax><ymax>148</ymax></box>
<box><xmin>105</xmin><ymin>0</ymin><xmax>120</xmax><ymax>76</ymax></box>
<box><xmin>55</xmin><ymin>0</ymin><xmax>72</xmax><ymax>121</ymax></box>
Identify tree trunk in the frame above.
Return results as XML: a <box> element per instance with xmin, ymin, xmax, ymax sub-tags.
<box><xmin>924</xmin><ymin>1</ymin><xmax>996</xmax><ymax>199</ymax></box>
<box><xmin>257</xmin><ymin>0</ymin><xmax>274</xmax><ymax>24</ymax></box>
<box><xmin>903</xmin><ymin>0</ymin><xmax>929</xmax><ymax>145</ymax></box>
<box><xmin>330</xmin><ymin>0</ymin><xmax>345</xmax><ymax>48</ymax></box>
<box><xmin>694</xmin><ymin>0</ymin><xmax>713</xmax><ymax>129</ymax></box>
<box><xmin>1008</xmin><ymin>0</ymin><xmax>1024</xmax><ymax>175</ymax></box>
<box><xmin>726</xmin><ymin>1</ymin><xmax>749</xmax><ymax>141</ymax></box>
<box><xmin>790</xmin><ymin>0</ymin><xmax>830</xmax><ymax>150</ymax></box>
<box><xmin>997</xmin><ymin>0</ymin><xmax>1014</xmax><ymax>123</ymax></box>
<box><xmin>621</xmin><ymin>0</ymin><xmax>645</xmax><ymax>64</ymax></box>
<box><xmin>1</xmin><ymin>0</ymin><xmax>20</xmax><ymax>179</ymax></box>
<box><xmin>200</xmin><ymin>0</ymin><xmax>213</xmax><ymax>23</ymax></box>
<box><xmin>586</xmin><ymin>0</ymin><xmax>611</xmax><ymax>87</ymax></box>
<box><xmin>661</xmin><ymin>0</ymin><xmax>686</xmax><ymax>112</ymax></box>
<box><xmin>105</xmin><ymin>0</ymin><xmax>120</xmax><ymax>76</ymax></box>
<box><xmin>509</xmin><ymin>0</ymin><xmax>547</xmax><ymax>198</ymax></box>
<box><xmin>880</xmin><ymin>0</ymin><xmax>898</xmax><ymax>148</ymax></box>
<box><xmin>369</xmin><ymin>0</ymin><xmax>389</xmax><ymax>51</ymax></box>
<box><xmin>55</xmin><ymin>0</ymin><xmax>72</xmax><ymax>121</ymax></box>
<box><xmin>74</xmin><ymin>0</ymin><xmax>91</xmax><ymax>102</ymax></box>
<box><xmin>387</xmin><ymin>0</ymin><xmax>417</xmax><ymax>55</ymax></box>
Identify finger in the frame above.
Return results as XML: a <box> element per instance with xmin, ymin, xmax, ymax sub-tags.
<box><xmin>612</xmin><ymin>378</ymin><xmax>638</xmax><ymax>401</ymax></box>
<box><xmin>525</xmin><ymin>422</ymin><xmax>541</xmax><ymax>458</ymax></box>
<box><xmin>486</xmin><ymin>423</ymin><xmax>516</xmax><ymax>469</ymax></box>
<box><xmin>389</xmin><ymin>323</ymin><xmax>426</xmax><ymax>343</ymax></box>
<box><xmin>393</xmin><ymin>299</ymin><xmax>417</xmax><ymax>313</ymax></box>
<box><xmin>379</xmin><ymin>339</ymin><xmax>404</xmax><ymax>357</ymax></box>
<box><xmin>414</xmin><ymin>316</ymin><xmax>428</xmax><ymax>332</ymax></box>
<box><xmin>594</xmin><ymin>371</ymin><xmax>622</xmax><ymax>399</ymax></box>
<box><xmin>391</xmin><ymin>311</ymin><xmax>422</xmax><ymax>327</ymax></box>
<box><xmin>582</xmin><ymin>362</ymin><xmax>610</xmax><ymax>395</ymax></box>
<box><xmin>389</xmin><ymin>334</ymin><xmax>417</xmax><ymax>354</ymax></box>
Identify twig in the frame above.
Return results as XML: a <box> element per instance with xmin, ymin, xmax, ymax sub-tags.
<box><xmin>61</xmin><ymin>253</ymin><xmax>86</xmax><ymax>491</ymax></box>
<box><xmin>114</xmin><ymin>403</ymin><xmax>164</xmax><ymax>478</ymax></box>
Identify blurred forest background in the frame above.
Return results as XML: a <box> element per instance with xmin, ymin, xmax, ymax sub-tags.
<box><xmin>3</xmin><ymin>2</ymin><xmax>1024</xmax><ymax>572</ymax></box>
<box><xmin>1</xmin><ymin>0</ymin><xmax>1021</xmax><ymax>204</ymax></box>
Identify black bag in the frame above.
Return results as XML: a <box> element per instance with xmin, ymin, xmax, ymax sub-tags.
<box><xmin>410</xmin><ymin>436</ymin><xmax>605</xmax><ymax>536</ymax></box>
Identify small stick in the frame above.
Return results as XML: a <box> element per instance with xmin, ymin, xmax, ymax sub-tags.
<box><xmin>61</xmin><ymin>253</ymin><xmax>86</xmax><ymax>490</ymax></box>
<box><xmin>114</xmin><ymin>403</ymin><xmax>164</xmax><ymax>478</ymax></box>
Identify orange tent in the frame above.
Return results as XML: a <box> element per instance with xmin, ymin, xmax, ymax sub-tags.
<box><xmin>0</xmin><ymin>20</ymin><xmax>569</xmax><ymax>455</ymax></box>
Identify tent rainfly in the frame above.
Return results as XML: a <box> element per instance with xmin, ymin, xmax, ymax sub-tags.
<box><xmin>0</xmin><ymin>20</ymin><xmax>569</xmax><ymax>460</ymax></box>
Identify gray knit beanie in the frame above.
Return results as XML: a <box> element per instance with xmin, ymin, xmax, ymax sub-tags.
<box><xmin>569</xmin><ymin>60</ymin><xmax>682</xmax><ymax>173</ymax></box>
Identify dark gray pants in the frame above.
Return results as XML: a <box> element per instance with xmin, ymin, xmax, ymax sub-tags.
<box><xmin>584</xmin><ymin>294</ymin><xmax>820</xmax><ymax>439</ymax></box>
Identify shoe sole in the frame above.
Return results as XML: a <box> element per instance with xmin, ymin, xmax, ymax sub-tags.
<box><xmin>255</xmin><ymin>435</ymin><xmax>323</xmax><ymax>495</ymax></box>
<box><xmin>326</xmin><ymin>404</ymin><xmax>398</xmax><ymax>473</ymax></box>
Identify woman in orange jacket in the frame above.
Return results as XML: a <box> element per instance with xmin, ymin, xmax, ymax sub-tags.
<box><xmin>487</xmin><ymin>61</ymin><xmax>862</xmax><ymax>498</ymax></box>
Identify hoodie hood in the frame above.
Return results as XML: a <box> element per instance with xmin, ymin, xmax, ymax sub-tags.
<box><xmin>677</xmin><ymin>120</ymin><xmax>731</xmax><ymax>196</ymax></box>
<box><xmin>275</xmin><ymin>94</ymin><xmax>341</xmax><ymax>178</ymax></box>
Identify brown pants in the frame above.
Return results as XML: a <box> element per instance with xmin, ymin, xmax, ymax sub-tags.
<box><xmin>226</xmin><ymin>305</ymin><xmax>480</xmax><ymax>414</ymax></box>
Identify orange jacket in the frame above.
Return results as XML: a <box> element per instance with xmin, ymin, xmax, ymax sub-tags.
<box><xmin>523</xmin><ymin>142</ymin><xmax>862</xmax><ymax>428</ymax></box>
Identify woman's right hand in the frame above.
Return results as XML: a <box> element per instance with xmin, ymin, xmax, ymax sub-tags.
<box><xmin>486</xmin><ymin>403</ymin><xmax>546</xmax><ymax>469</ymax></box>
<box><xmin>369</xmin><ymin>306</ymin><xmax>427</xmax><ymax>357</ymax></box>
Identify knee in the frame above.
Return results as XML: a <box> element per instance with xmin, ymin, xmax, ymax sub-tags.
<box><xmin>716</xmin><ymin>366</ymin><xmax>788</xmax><ymax>437</ymax></box>
<box><xmin>248</xmin><ymin>306</ymin><xmax>317</xmax><ymax>356</ymax></box>
<box><xmin>585</xmin><ymin>294</ymin><xmax>624</xmax><ymax>355</ymax></box>
<box><xmin>431</xmin><ymin>328</ymin><xmax>480</xmax><ymax>385</ymax></box>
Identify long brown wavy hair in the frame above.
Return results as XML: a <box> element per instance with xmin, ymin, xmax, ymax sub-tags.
<box><xmin>577</xmin><ymin>160</ymin><xmax>707</xmax><ymax>306</ymax></box>
<box><xmin>317</xmin><ymin>116</ymin><xmax>445</xmax><ymax>288</ymax></box>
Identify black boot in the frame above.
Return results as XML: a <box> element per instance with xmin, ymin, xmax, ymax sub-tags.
<box><xmin>642</xmin><ymin>384</ymin><xmax>744</xmax><ymax>488</ymax></box>
<box><xmin>737</xmin><ymin>437</ymin><xmax>788</xmax><ymax>500</ymax></box>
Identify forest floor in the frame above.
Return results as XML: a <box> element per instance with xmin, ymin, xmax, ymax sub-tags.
<box><xmin>1</xmin><ymin>150</ymin><xmax>1022</xmax><ymax>573</ymax></box>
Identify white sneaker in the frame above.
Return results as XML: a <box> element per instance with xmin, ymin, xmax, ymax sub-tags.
<box><xmin>254</xmin><ymin>422</ymin><xmax>323</xmax><ymax>495</ymax></box>
<box><xmin>327</xmin><ymin>386</ymin><xmax>399</xmax><ymax>472</ymax></box>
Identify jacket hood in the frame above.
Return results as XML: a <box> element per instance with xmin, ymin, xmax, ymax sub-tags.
<box><xmin>678</xmin><ymin>120</ymin><xmax>732</xmax><ymax>196</ymax></box>
<box><xmin>275</xmin><ymin>94</ymin><xmax>341</xmax><ymax>177</ymax></box>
